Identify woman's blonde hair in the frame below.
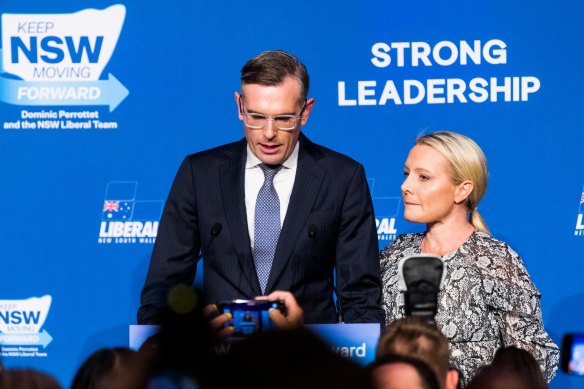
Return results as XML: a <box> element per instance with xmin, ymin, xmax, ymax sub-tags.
<box><xmin>416</xmin><ymin>131</ymin><xmax>490</xmax><ymax>234</ymax></box>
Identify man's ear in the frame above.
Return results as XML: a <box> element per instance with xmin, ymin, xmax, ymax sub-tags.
<box><xmin>300</xmin><ymin>98</ymin><xmax>315</xmax><ymax>126</ymax></box>
<box><xmin>234</xmin><ymin>91</ymin><xmax>243</xmax><ymax>120</ymax></box>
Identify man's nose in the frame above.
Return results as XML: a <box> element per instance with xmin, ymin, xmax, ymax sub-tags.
<box><xmin>263</xmin><ymin>119</ymin><xmax>277</xmax><ymax>139</ymax></box>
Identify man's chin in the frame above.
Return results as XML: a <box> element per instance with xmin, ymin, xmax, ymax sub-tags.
<box><xmin>259</xmin><ymin>154</ymin><xmax>285</xmax><ymax>165</ymax></box>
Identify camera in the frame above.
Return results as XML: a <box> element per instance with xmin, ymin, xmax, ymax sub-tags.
<box><xmin>561</xmin><ymin>333</ymin><xmax>584</xmax><ymax>375</ymax></box>
<box><xmin>217</xmin><ymin>299</ymin><xmax>286</xmax><ymax>337</ymax></box>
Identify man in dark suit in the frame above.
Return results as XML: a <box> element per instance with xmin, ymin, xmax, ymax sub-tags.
<box><xmin>138</xmin><ymin>50</ymin><xmax>383</xmax><ymax>325</ymax></box>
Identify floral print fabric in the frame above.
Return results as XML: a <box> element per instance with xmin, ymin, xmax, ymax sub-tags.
<box><xmin>380</xmin><ymin>231</ymin><xmax>559</xmax><ymax>383</ymax></box>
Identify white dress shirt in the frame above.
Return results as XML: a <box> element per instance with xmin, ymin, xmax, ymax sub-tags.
<box><xmin>245</xmin><ymin>141</ymin><xmax>299</xmax><ymax>249</ymax></box>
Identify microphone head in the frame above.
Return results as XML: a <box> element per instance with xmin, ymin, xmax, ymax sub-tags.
<box><xmin>397</xmin><ymin>255</ymin><xmax>445</xmax><ymax>324</ymax></box>
<box><xmin>211</xmin><ymin>223</ymin><xmax>223</xmax><ymax>237</ymax></box>
<box><xmin>400</xmin><ymin>255</ymin><xmax>444</xmax><ymax>291</ymax></box>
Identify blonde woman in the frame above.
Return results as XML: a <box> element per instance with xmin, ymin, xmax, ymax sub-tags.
<box><xmin>380</xmin><ymin>131</ymin><xmax>559</xmax><ymax>384</ymax></box>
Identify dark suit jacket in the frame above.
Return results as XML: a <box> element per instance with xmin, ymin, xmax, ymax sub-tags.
<box><xmin>138</xmin><ymin>133</ymin><xmax>383</xmax><ymax>324</ymax></box>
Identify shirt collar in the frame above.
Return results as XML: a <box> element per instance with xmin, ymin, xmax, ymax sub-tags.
<box><xmin>245</xmin><ymin>140</ymin><xmax>299</xmax><ymax>170</ymax></box>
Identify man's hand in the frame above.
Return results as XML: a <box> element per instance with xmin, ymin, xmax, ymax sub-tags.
<box><xmin>256</xmin><ymin>290</ymin><xmax>304</xmax><ymax>330</ymax></box>
<box><xmin>203</xmin><ymin>304</ymin><xmax>233</xmax><ymax>339</ymax></box>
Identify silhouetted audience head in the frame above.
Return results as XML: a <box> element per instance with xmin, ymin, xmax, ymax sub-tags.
<box><xmin>467</xmin><ymin>365</ymin><xmax>531</xmax><ymax>389</ymax></box>
<box><xmin>0</xmin><ymin>368</ymin><xmax>61</xmax><ymax>389</ymax></box>
<box><xmin>70</xmin><ymin>347</ymin><xmax>147</xmax><ymax>389</ymax></box>
<box><xmin>467</xmin><ymin>346</ymin><xmax>547</xmax><ymax>389</ymax></box>
<box><xmin>492</xmin><ymin>346</ymin><xmax>547</xmax><ymax>387</ymax></box>
<box><xmin>370</xmin><ymin>354</ymin><xmax>441</xmax><ymax>389</ymax></box>
<box><xmin>217</xmin><ymin>328</ymin><xmax>373</xmax><ymax>389</ymax></box>
<box><xmin>376</xmin><ymin>317</ymin><xmax>458</xmax><ymax>389</ymax></box>
<box><xmin>145</xmin><ymin>284</ymin><xmax>219</xmax><ymax>388</ymax></box>
<box><xmin>137</xmin><ymin>331</ymin><xmax>162</xmax><ymax>372</ymax></box>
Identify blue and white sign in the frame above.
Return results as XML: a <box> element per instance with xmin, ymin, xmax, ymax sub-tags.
<box><xmin>1</xmin><ymin>1</ymin><xmax>583</xmax><ymax>388</ymax></box>
<box><xmin>0</xmin><ymin>296</ymin><xmax>53</xmax><ymax>357</ymax></box>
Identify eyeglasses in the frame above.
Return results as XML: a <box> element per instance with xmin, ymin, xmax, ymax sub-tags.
<box><xmin>239</xmin><ymin>97</ymin><xmax>307</xmax><ymax>132</ymax></box>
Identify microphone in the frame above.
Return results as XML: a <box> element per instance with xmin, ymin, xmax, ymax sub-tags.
<box><xmin>195</xmin><ymin>222</ymin><xmax>222</xmax><ymax>261</ymax></box>
<box><xmin>210</xmin><ymin>222</ymin><xmax>223</xmax><ymax>237</ymax></box>
<box><xmin>308</xmin><ymin>224</ymin><xmax>344</xmax><ymax>324</ymax></box>
<box><xmin>397</xmin><ymin>254</ymin><xmax>445</xmax><ymax>325</ymax></box>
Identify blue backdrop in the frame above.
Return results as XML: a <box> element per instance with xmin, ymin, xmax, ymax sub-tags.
<box><xmin>1</xmin><ymin>1</ymin><xmax>583</xmax><ymax>387</ymax></box>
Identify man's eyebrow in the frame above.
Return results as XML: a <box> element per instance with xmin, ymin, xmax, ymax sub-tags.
<box><xmin>245</xmin><ymin>108</ymin><xmax>298</xmax><ymax>116</ymax></box>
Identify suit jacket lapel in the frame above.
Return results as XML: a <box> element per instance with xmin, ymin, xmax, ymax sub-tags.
<box><xmin>265</xmin><ymin>134</ymin><xmax>325</xmax><ymax>292</ymax></box>
<box><xmin>219</xmin><ymin>140</ymin><xmax>262</xmax><ymax>296</ymax></box>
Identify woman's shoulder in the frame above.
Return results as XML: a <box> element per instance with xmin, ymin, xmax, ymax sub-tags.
<box><xmin>467</xmin><ymin>231</ymin><xmax>535</xmax><ymax>286</ymax></box>
<box><xmin>468</xmin><ymin>231</ymin><xmax>521</xmax><ymax>260</ymax></box>
<box><xmin>469</xmin><ymin>233</ymin><xmax>542</xmax><ymax>312</ymax></box>
<box><xmin>380</xmin><ymin>233</ymin><xmax>423</xmax><ymax>260</ymax></box>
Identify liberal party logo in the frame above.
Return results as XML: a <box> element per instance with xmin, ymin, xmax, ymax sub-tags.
<box><xmin>0</xmin><ymin>5</ymin><xmax>128</xmax><ymax>111</ymax></box>
<box><xmin>0</xmin><ymin>295</ymin><xmax>53</xmax><ymax>357</ymax></box>
<box><xmin>368</xmin><ymin>178</ymin><xmax>400</xmax><ymax>247</ymax></box>
<box><xmin>98</xmin><ymin>181</ymin><xmax>163</xmax><ymax>244</ymax></box>
<box><xmin>575</xmin><ymin>187</ymin><xmax>584</xmax><ymax>236</ymax></box>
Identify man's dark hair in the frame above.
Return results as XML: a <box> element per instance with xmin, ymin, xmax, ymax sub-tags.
<box><xmin>376</xmin><ymin>317</ymin><xmax>450</xmax><ymax>387</ymax></box>
<box><xmin>369</xmin><ymin>353</ymin><xmax>441</xmax><ymax>389</ymax></box>
<box><xmin>490</xmin><ymin>346</ymin><xmax>547</xmax><ymax>389</ymax></box>
<box><xmin>0</xmin><ymin>368</ymin><xmax>62</xmax><ymax>389</ymax></box>
<box><xmin>241</xmin><ymin>50</ymin><xmax>309</xmax><ymax>103</ymax></box>
<box><xmin>70</xmin><ymin>347</ymin><xmax>147</xmax><ymax>389</ymax></box>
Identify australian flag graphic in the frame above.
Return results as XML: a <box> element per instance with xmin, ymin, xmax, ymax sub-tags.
<box><xmin>101</xmin><ymin>181</ymin><xmax>163</xmax><ymax>222</ymax></box>
<box><xmin>102</xmin><ymin>182</ymin><xmax>136</xmax><ymax>221</ymax></box>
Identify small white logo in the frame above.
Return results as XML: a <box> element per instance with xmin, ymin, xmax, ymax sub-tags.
<box><xmin>1</xmin><ymin>5</ymin><xmax>128</xmax><ymax>111</ymax></box>
<box><xmin>575</xmin><ymin>188</ymin><xmax>584</xmax><ymax>236</ymax></box>
<box><xmin>368</xmin><ymin>178</ymin><xmax>400</xmax><ymax>245</ymax></box>
<box><xmin>98</xmin><ymin>181</ymin><xmax>163</xmax><ymax>244</ymax></box>
<box><xmin>0</xmin><ymin>295</ymin><xmax>53</xmax><ymax>357</ymax></box>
